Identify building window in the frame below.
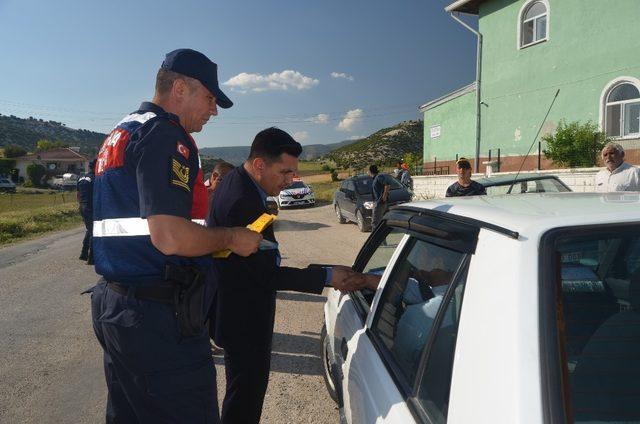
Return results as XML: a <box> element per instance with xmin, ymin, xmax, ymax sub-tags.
<box><xmin>605</xmin><ymin>82</ymin><xmax>640</xmax><ymax>138</ymax></box>
<box><xmin>520</xmin><ymin>1</ymin><xmax>548</xmax><ymax>48</ymax></box>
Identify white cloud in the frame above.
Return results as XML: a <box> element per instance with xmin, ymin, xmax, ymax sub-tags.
<box><xmin>223</xmin><ymin>70</ymin><xmax>319</xmax><ymax>92</ymax></box>
<box><xmin>331</xmin><ymin>72</ymin><xmax>354</xmax><ymax>81</ymax></box>
<box><xmin>350</xmin><ymin>135</ymin><xmax>364</xmax><ymax>140</ymax></box>
<box><xmin>293</xmin><ymin>131</ymin><xmax>309</xmax><ymax>142</ymax></box>
<box><xmin>337</xmin><ymin>109</ymin><xmax>363</xmax><ymax>132</ymax></box>
<box><xmin>307</xmin><ymin>113</ymin><xmax>329</xmax><ymax>124</ymax></box>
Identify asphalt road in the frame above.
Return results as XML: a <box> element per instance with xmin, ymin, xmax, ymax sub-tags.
<box><xmin>0</xmin><ymin>204</ymin><xmax>370</xmax><ymax>423</ymax></box>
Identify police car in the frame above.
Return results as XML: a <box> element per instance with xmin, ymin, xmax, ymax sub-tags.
<box><xmin>275</xmin><ymin>180</ymin><xmax>315</xmax><ymax>208</ymax></box>
<box><xmin>322</xmin><ymin>192</ymin><xmax>640</xmax><ymax>423</ymax></box>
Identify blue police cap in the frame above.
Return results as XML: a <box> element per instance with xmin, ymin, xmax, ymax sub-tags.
<box><xmin>161</xmin><ymin>49</ymin><xmax>233</xmax><ymax>109</ymax></box>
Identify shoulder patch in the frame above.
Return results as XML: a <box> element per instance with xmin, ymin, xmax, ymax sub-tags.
<box><xmin>177</xmin><ymin>141</ymin><xmax>190</xmax><ymax>160</ymax></box>
<box><xmin>170</xmin><ymin>157</ymin><xmax>191</xmax><ymax>192</ymax></box>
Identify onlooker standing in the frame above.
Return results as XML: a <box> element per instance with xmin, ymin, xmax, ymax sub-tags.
<box><xmin>77</xmin><ymin>159</ymin><xmax>96</xmax><ymax>264</ymax></box>
<box><xmin>595</xmin><ymin>142</ymin><xmax>640</xmax><ymax>192</ymax></box>
<box><xmin>400</xmin><ymin>162</ymin><xmax>413</xmax><ymax>192</ymax></box>
<box><xmin>446</xmin><ymin>158</ymin><xmax>486</xmax><ymax>197</ymax></box>
<box><xmin>370</xmin><ymin>164</ymin><xmax>392</xmax><ymax>228</ymax></box>
<box><xmin>206</xmin><ymin>161</ymin><xmax>234</xmax><ymax>203</ymax></box>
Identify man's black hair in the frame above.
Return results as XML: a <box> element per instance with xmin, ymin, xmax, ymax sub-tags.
<box><xmin>369</xmin><ymin>165</ymin><xmax>379</xmax><ymax>175</ymax></box>
<box><xmin>248</xmin><ymin>127</ymin><xmax>302</xmax><ymax>162</ymax></box>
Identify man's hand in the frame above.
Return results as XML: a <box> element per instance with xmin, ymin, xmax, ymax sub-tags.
<box><xmin>330</xmin><ymin>266</ymin><xmax>381</xmax><ymax>292</ymax></box>
<box><xmin>228</xmin><ymin>227</ymin><xmax>262</xmax><ymax>257</ymax></box>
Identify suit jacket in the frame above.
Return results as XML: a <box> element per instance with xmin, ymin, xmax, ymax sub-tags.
<box><xmin>208</xmin><ymin>165</ymin><xmax>326</xmax><ymax>351</ymax></box>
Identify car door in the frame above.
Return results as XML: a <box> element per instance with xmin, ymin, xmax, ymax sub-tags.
<box><xmin>329</xmin><ymin>224</ymin><xmax>408</xmax><ymax>387</ymax></box>
<box><xmin>342</xmin><ymin>212</ymin><xmax>478</xmax><ymax>423</ymax></box>
<box><xmin>343</xmin><ymin>180</ymin><xmax>358</xmax><ymax>220</ymax></box>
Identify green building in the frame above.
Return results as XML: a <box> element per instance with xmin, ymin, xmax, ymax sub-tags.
<box><xmin>420</xmin><ymin>0</ymin><xmax>640</xmax><ymax>173</ymax></box>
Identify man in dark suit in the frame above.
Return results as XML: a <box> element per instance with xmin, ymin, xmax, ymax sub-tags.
<box><xmin>208</xmin><ymin>127</ymin><xmax>364</xmax><ymax>424</ymax></box>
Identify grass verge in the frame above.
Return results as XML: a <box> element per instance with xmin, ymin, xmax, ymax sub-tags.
<box><xmin>311</xmin><ymin>180</ymin><xmax>341</xmax><ymax>203</ymax></box>
<box><xmin>0</xmin><ymin>203</ymin><xmax>82</xmax><ymax>245</ymax></box>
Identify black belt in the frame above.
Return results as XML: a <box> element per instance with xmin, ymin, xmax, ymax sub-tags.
<box><xmin>106</xmin><ymin>281</ymin><xmax>175</xmax><ymax>305</ymax></box>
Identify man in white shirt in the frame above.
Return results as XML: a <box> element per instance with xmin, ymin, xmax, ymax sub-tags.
<box><xmin>594</xmin><ymin>142</ymin><xmax>640</xmax><ymax>192</ymax></box>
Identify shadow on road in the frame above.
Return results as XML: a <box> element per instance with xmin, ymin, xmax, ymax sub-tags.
<box><xmin>277</xmin><ymin>292</ymin><xmax>326</xmax><ymax>303</ymax></box>
<box><xmin>274</xmin><ymin>220</ymin><xmax>330</xmax><ymax>231</ymax></box>
<box><xmin>212</xmin><ymin>332</ymin><xmax>322</xmax><ymax>376</ymax></box>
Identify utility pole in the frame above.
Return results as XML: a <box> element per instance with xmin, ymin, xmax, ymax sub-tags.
<box><xmin>450</xmin><ymin>12</ymin><xmax>482</xmax><ymax>173</ymax></box>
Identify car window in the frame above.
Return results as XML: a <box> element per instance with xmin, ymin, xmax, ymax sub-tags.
<box><xmin>353</xmin><ymin>228</ymin><xmax>406</xmax><ymax>310</ymax></box>
<box><xmin>551</xmin><ymin>230</ymin><xmax>640</xmax><ymax>422</ymax></box>
<box><xmin>370</xmin><ymin>238</ymin><xmax>466</xmax><ymax>387</ymax></box>
<box><xmin>362</xmin><ymin>229</ymin><xmax>405</xmax><ymax>276</ymax></box>
<box><xmin>346</xmin><ymin>180</ymin><xmax>356</xmax><ymax>192</ymax></box>
<box><xmin>484</xmin><ymin>178</ymin><xmax>570</xmax><ymax>195</ymax></box>
<box><xmin>416</xmin><ymin>264</ymin><xmax>468</xmax><ymax>424</ymax></box>
<box><xmin>340</xmin><ymin>181</ymin><xmax>349</xmax><ymax>190</ymax></box>
<box><xmin>286</xmin><ymin>181</ymin><xmax>306</xmax><ymax>189</ymax></box>
<box><xmin>355</xmin><ymin>177</ymin><xmax>372</xmax><ymax>194</ymax></box>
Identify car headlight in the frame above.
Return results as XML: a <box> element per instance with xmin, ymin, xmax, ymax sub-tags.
<box><xmin>363</xmin><ymin>201</ymin><xmax>375</xmax><ymax>209</ymax></box>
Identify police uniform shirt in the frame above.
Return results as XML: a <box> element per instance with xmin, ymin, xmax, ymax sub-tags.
<box><xmin>93</xmin><ymin>102</ymin><xmax>209</xmax><ymax>284</ymax></box>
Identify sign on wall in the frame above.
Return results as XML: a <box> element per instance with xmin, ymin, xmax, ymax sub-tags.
<box><xmin>430</xmin><ymin>125</ymin><xmax>441</xmax><ymax>139</ymax></box>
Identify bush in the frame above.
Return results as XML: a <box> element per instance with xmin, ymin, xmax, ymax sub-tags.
<box><xmin>543</xmin><ymin>120</ymin><xmax>607</xmax><ymax>167</ymax></box>
<box><xmin>26</xmin><ymin>163</ymin><xmax>46</xmax><ymax>187</ymax></box>
<box><xmin>3</xmin><ymin>144</ymin><xmax>27</xmax><ymax>158</ymax></box>
<box><xmin>330</xmin><ymin>170</ymin><xmax>339</xmax><ymax>181</ymax></box>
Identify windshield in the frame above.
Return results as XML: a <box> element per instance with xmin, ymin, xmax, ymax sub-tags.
<box><xmin>354</xmin><ymin>175</ymin><xmax>403</xmax><ymax>194</ymax></box>
<box><xmin>549</xmin><ymin>228</ymin><xmax>640</xmax><ymax>422</ymax></box>
<box><xmin>285</xmin><ymin>181</ymin><xmax>306</xmax><ymax>190</ymax></box>
<box><xmin>485</xmin><ymin>178</ymin><xmax>570</xmax><ymax>195</ymax></box>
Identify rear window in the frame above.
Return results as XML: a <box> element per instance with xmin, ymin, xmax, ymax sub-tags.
<box><xmin>548</xmin><ymin>228</ymin><xmax>640</xmax><ymax>422</ymax></box>
<box><xmin>485</xmin><ymin>178</ymin><xmax>569</xmax><ymax>195</ymax></box>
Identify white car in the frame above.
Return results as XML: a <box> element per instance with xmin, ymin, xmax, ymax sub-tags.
<box><xmin>322</xmin><ymin>192</ymin><xmax>640</xmax><ymax>423</ymax></box>
<box><xmin>276</xmin><ymin>180</ymin><xmax>315</xmax><ymax>208</ymax></box>
<box><xmin>0</xmin><ymin>177</ymin><xmax>16</xmax><ymax>192</ymax></box>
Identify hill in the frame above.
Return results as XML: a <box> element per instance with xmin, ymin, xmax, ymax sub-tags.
<box><xmin>326</xmin><ymin>120</ymin><xmax>423</xmax><ymax>169</ymax></box>
<box><xmin>0</xmin><ymin>114</ymin><xmax>106</xmax><ymax>156</ymax></box>
<box><xmin>199</xmin><ymin>139</ymin><xmax>354</xmax><ymax>164</ymax></box>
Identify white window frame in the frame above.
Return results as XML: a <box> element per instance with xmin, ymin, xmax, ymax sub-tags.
<box><xmin>599</xmin><ymin>77</ymin><xmax>640</xmax><ymax>140</ymax></box>
<box><xmin>517</xmin><ymin>0</ymin><xmax>550</xmax><ymax>50</ymax></box>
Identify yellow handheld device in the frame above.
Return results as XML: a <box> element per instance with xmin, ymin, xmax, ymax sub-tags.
<box><xmin>212</xmin><ymin>213</ymin><xmax>277</xmax><ymax>259</ymax></box>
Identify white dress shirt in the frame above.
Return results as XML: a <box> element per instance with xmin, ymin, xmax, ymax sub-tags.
<box><xmin>595</xmin><ymin>162</ymin><xmax>640</xmax><ymax>192</ymax></box>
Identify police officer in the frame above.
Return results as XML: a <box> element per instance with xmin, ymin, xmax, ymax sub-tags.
<box><xmin>89</xmin><ymin>49</ymin><xmax>262</xmax><ymax>424</ymax></box>
<box><xmin>77</xmin><ymin>159</ymin><xmax>95</xmax><ymax>264</ymax></box>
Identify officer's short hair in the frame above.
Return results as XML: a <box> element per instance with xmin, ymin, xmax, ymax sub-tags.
<box><xmin>603</xmin><ymin>142</ymin><xmax>625</xmax><ymax>155</ymax></box>
<box><xmin>155</xmin><ymin>69</ymin><xmax>199</xmax><ymax>96</ymax></box>
<box><xmin>369</xmin><ymin>165</ymin><xmax>379</xmax><ymax>175</ymax></box>
<box><xmin>248</xmin><ymin>127</ymin><xmax>302</xmax><ymax>163</ymax></box>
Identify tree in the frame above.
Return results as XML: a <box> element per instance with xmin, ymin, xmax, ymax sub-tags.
<box><xmin>26</xmin><ymin>163</ymin><xmax>46</xmax><ymax>187</ymax></box>
<box><xmin>3</xmin><ymin>144</ymin><xmax>27</xmax><ymax>158</ymax></box>
<box><xmin>543</xmin><ymin>120</ymin><xmax>607</xmax><ymax>168</ymax></box>
<box><xmin>36</xmin><ymin>139</ymin><xmax>68</xmax><ymax>152</ymax></box>
<box><xmin>0</xmin><ymin>158</ymin><xmax>16</xmax><ymax>175</ymax></box>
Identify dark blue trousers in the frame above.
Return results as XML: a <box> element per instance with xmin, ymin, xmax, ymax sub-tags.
<box><xmin>90</xmin><ymin>280</ymin><xmax>219</xmax><ymax>423</ymax></box>
<box><xmin>79</xmin><ymin>205</ymin><xmax>93</xmax><ymax>258</ymax></box>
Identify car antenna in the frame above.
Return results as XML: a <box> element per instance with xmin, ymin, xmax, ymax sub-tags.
<box><xmin>507</xmin><ymin>89</ymin><xmax>560</xmax><ymax>194</ymax></box>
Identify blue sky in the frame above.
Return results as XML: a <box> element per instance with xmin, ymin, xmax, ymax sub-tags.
<box><xmin>0</xmin><ymin>0</ymin><xmax>477</xmax><ymax>147</ymax></box>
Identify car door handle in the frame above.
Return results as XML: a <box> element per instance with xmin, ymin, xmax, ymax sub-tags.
<box><xmin>340</xmin><ymin>338</ymin><xmax>348</xmax><ymax>360</ymax></box>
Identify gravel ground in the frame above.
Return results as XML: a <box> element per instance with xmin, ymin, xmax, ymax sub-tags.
<box><xmin>0</xmin><ymin>204</ymin><xmax>369</xmax><ymax>423</ymax></box>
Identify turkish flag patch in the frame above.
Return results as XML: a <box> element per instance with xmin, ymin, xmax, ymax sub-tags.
<box><xmin>177</xmin><ymin>141</ymin><xmax>190</xmax><ymax>160</ymax></box>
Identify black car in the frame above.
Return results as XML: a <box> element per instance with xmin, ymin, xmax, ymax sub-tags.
<box><xmin>476</xmin><ymin>173</ymin><xmax>571</xmax><ymax>195</ymax></box>
<box><xmin>333</xmin><ymin>174</ymin><xmax>412</xmax><ymax>232</ymax></box>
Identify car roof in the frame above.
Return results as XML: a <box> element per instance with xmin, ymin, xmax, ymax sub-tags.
<box><xmin>401</xmin><ymin>192</ymin><xmax>640</xmax><ymax>237</ymax></box>
<box><xmin>474</xmin><ymin>173</ymin><xmax>561</xmax><ymax>186</ymax></box>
